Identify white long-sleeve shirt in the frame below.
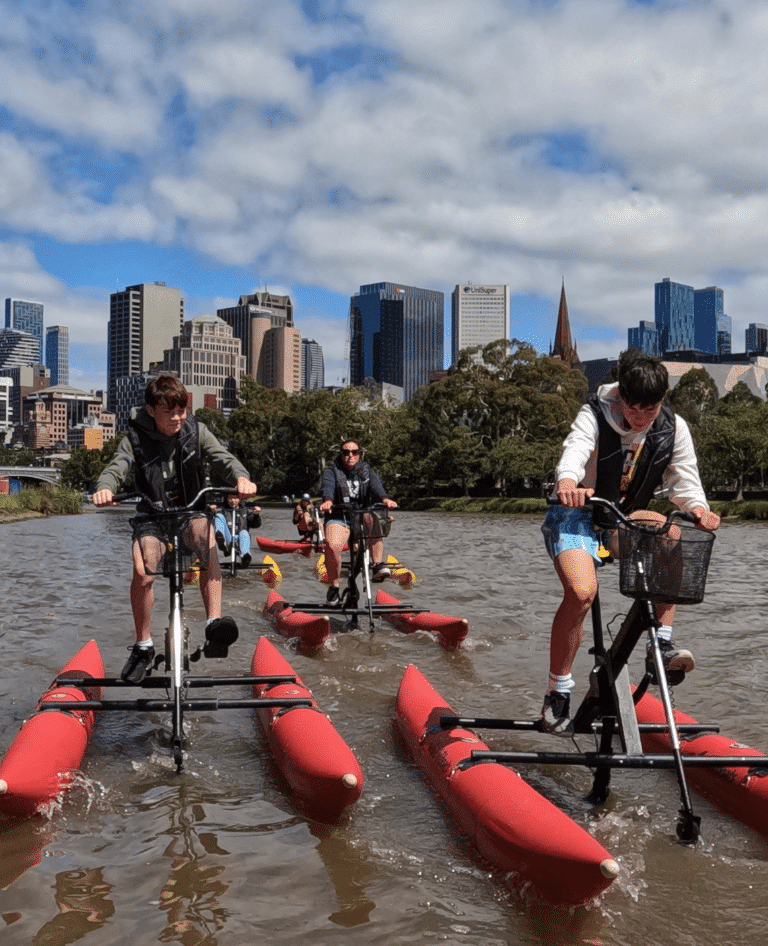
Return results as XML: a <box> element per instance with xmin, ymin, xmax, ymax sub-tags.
<box><xmin>556</xmin><ymin>383</ymin><xmax>709</xmax><ymax>512</ymax></box>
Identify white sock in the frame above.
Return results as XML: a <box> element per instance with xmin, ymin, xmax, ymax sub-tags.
<box><xmin>547</xmin><ymin>672</ymin><xmax>574</xmax><ymax>694</ymax></box>
<box><xmin>137</xmin><ymin>637</ymin><xmax>153</xmax><ymax>649</ymax></box>
<box><xmin>648</xmin><ymin>624</ymin><xmax>673</xmax><ymax>650</ymax></box>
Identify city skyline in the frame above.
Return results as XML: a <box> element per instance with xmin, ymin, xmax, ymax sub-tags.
<box><xmin>3</xmin><ymin>2</ymin><xmax>768</xmax><ymax>394</ymax></box>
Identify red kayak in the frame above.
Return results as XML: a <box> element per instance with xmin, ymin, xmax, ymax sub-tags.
<box><xmin>375</xmin><ymin>590</ymin><xmax>468</xmax><ymax>648</ymax></box>
<box><xmin>0</xmin><ymin>640</ymin><xmax>104</xmax><ymax>818</ymax></box>
<box><xmin>252</xmin><ymin>637</ymin><xmax>363</xmax><ymax>821</ymax></box>
<box><xmin>257</xmin><ymin>536</ymin><xmax>315</xmax><ymax>557</ymax></box>
<box><xmin>635</xmin><ymin>689</ymin><xmax>768</xmax><ymax>837</ymax></box>
<box><xmin>263</xmin><ymin>589</ymin><xmax>330</xmax><ymax>648</ymax></box>
<box><xmin>396</xmin><ymin>664</ymin><xmax>619</xmax><ymax>905</ymax></box>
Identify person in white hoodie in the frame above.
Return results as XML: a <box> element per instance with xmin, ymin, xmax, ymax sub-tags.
<box><xmin>539</xmin><ymin>352</ymin><xmax>720</xmax><ymax>735</ymax></box>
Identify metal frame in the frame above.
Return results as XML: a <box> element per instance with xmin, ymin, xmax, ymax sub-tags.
<box><xmin>41</xmin><ymin>487</ymin><xmax>312</xmax><ymax>772</ymax></box>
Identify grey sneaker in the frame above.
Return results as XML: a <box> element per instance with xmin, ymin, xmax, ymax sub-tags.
<box><xmin>646</xmin><ymin>640</ymin><xmax>695</xmax><ymax>686</ymax></box>
<box><xmin>371</xmin><ymin>562</ymin><xmax>391</xmax><ymax>582</ymax></box>
<box><xmin>541</xmin><ymin>691</ymin><xmax>573</xmax><ymax>736</ymax></box>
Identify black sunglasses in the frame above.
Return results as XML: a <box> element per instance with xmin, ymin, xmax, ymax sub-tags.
<box><xmin>342</xmin><ymin>448</ymin><xmax>360</xmax><ymax>456</ymax></box>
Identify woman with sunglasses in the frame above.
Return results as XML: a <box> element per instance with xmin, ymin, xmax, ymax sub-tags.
<box><xmin>319</xmin><ymin>440</ymin><xmax>398</xmax><ymax>605</ymax></box>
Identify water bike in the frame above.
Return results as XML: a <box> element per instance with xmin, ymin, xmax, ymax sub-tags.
<box><xmin>28</xmin><ymin>487</ymin><xmax>317</xmax><ymax>779</ymax></box>
<box><xmin>264</xmin><ymin>503</ymin><xmax>467</xmax><ymax>646</ymax></box>
<box><xmin>397</xmin><ymin>497</ymin><xmax>768</xmax><ymax>903</ymax></box>
<box><xmin>257</xmin><ymin>500</ymin><xmax>329</xmax><ymax>557</ymax></box>
<box><xmin>213</xmin><ymin>497</ymin><xmax>266</xmax><ymax>580</ymax></box>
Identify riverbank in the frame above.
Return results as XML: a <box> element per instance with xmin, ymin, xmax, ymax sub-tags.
<box><xmin>0</xmin><ymin>509</ymin><xmax>43</xmax><ymax>523</ymax></box>
<box><xmin>0</xmin><ymin>484</ymin><xmax>82</xmax><ymax>520</ymax></box>
<box><xmin>398</xmin><ymin>496</ymin><xmax>768</xmax><ymax>520</ymax></box>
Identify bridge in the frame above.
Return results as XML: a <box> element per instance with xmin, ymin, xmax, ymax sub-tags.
<box><xmin>0</xmin><ymin>466</ymin><xmax>61</xmax><ymax>485</ymax></box>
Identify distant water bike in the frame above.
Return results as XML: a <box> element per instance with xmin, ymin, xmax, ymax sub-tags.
<box><xmin>43</xmin><ymin>487</ymin><xmax>312</xmax><ymax>772</ymax></box>
<box><xmin>426</xmin><ymin>497</ymin><xmax>768</xmax><ymax>845</ymax></box>
<box><xmin>269</xmin><ymin>504</ymin><xmax>468</xmax><ymax>646</ymax></box>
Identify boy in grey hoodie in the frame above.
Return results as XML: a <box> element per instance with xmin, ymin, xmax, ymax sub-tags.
<box><xmin>93</xmin><ymin>375</ymin><xmax>256</xmax><ymax>683</ymax></box>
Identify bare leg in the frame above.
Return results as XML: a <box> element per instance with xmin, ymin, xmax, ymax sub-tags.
<box><xmin>324</xmin><ymin>522</ymin><xmax>350</xmax><ymax>586</ymax></box>
<box><xmin>194</xmin><ymin>519</ymin><xmax>222</xmax><ymax>620</ymax></box>
<box><xmin>130</xmin><ymin>537</ymin><xmax>162</xmax><ymax>643</ymax></box>
<box><xmin>550</xmin><ymin>549</ymin><xmax>598</xmax><ymax>677</ymax></box>
<box><xmin>610</xmin><ymin>511</ymin><xmax>677</xmax><ymax>626</ymax></box>
<box><xmin>363</xmin><ymin>513</ymin><xmax>384</xmax><ymax>564</ymax></box>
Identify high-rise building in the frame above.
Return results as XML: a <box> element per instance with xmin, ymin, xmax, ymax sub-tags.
<box><xmin>161</xmin><ymin>315</ymin><xmax>245</xmax><ymax>414</ymax></box>
<box><xmin>349</xmin><ymin>282</ymin><xmax>444</xmax><ymax>401</ymax></box>
<box><xmin>628</xmin><ymin>321</ymin><xmax>660</xmax><ymax>357</ymax></box>
<box><xmin>655</xmin><ymin>278</ymin><xmax>694</xmax><ymax>353</ymax></box>
<box><xmin>107</xmin><ymin>282</ymin><xmax>184</xmax><ymax>412</ymax></box>
<box><xmin>23</xmin><ymin>384</ymin><xmax>114</xmax><ymax>449</ymax></box>
<box><xmin>717</xmin><ymin>314</ymin><xmax>732</xmax><ymax>358</ymax></box>
<box><xmin>217</xmin><ymin>292</ymin><xmax>301</xmax><ymax>392</ymax></box>
<box><xmin>745</xmin><ymin>323</ymin><xmax>768</xmax><ymax>355</ymax></box>
<box><xmin>0</xmin><ymin>376</ymin><xmax>11</xmax><ymax>439</ymax></box>
<box><xmin>693</xmin><ymin>286</ymin><xmax>723</xmax><ymax>356</ymax></box>
<box><xmin>451</xmin><ymin>284</ymin><xmax>509</xmax><ymax>364</ymax></box>
<box><xmin>5</xmin><ymin>299</ymin><xmax>43</xmax><ymax>362</ymax></box>
<box><xmin>45</xmin><ymin>325</ymin><xmax>69</xmax><ymax>386</ymax></box>
<box><xmin>301</xmin><ymin>338</ymin><xmax>324</xmax><ymax>390</ymax></box>
<box><xmin>0</xmin><ymin>328</ymin><xmax>42</xmax><ymax>371</ymax></box>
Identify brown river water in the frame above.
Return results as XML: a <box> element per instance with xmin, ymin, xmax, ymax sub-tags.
<box><xmin>0</xmin><ymin>507</ymin><xmax>766</xmax><ymax>945</ymax></box>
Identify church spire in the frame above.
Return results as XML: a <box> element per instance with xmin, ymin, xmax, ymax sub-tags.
<box><xmin>551</xmin><ymin>279</ymin><xmax>579</xmax><ymax>366</ymax></box>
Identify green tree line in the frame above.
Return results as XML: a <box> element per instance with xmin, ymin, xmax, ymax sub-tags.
<box><xmin>55</xmin><ymin>346</ymin><xmax>768</xmax><ymax>502</ymax></box>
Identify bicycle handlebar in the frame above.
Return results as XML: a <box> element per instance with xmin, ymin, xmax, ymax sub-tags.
<box><xmin>109</xmin><ymin>485</ymin><xmax>240</xmax><ymax>512</ymax></box>
<box><xmin>586</xmin><ymin>497</ymin><xmax>697</xmax><ymax>533</ymax></box>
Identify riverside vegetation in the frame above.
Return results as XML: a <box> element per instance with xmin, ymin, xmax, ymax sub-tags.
<box><xmin>8</xmin><ymin>342</ymin><xmax>768</xmax><ymax>521</ymax></box>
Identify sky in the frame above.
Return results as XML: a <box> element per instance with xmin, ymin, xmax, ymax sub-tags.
<box><xmin>2</xmin><ymin>0</ymin><xmax>768</xmax><ymax>393</ymax></box>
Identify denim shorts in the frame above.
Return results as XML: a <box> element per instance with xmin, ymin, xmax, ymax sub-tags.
<box><xmin>541</xmin><ymin>505</ymin><xmax>611</xmax><ymax>564</ymax></box>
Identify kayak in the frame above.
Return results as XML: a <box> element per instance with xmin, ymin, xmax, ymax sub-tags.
<box><xmin>258</xmin><ymin>555</ymin><xmax>282</xmax><ymax>589</ymax></box>
<box><xmin>263</xmin><ymin>589</ymin><xmax>331</xmax><ymax>648</ymax></box>
<box><xmin>396</xmin><ymin>664</ymin><xmax>619</xmax><ymax>905</ymax></box>
<box><xmin>257</xmin><ymin>536</ymin><xmax>315</xmax><ymax>557</ymax></box>
<box><xmin>251</xmin><ymin>637</ymin><xmax>363</xmax><ymax>821</ymax></box>
<box><xmin>635</xmin><ymin>689</ymin><xmax>768</xmax><ymax>838</ymax></box>
<box><xmin>375</xmin><ymin>590</ymin><xmax>469</xmax><ymax>648</ymax></box>
<box><xmin>0</xmin><ymin>640</ymin><xmax>104</xmax><ymax>818</ymax></box>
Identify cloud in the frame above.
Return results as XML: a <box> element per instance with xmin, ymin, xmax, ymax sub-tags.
<box><xmin>1</xmin><ymin>0</ymin><xmax>768</xmax><ymax>384</ymax></box>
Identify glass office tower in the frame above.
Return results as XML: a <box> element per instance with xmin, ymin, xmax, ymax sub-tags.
<box><xmin>349</xmin><ymin>282</ymin><xmax>444</xmax><ymax>401</ymax></box>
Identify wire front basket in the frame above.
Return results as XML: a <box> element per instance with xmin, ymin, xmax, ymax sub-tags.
<box><xmin>617</xmin><ymin>519</ymin><xmax>715</xmax><ymax>605</ymax></box>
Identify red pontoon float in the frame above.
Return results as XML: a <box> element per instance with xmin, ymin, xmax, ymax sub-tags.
<box><xmin>252</xmin><ymin>637</ymin><xmax>363</xmax><ymax>821</ymax></box>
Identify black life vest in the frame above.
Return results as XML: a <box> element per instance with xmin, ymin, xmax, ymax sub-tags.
<box><xmin>127</xmin><ymin>414</ymin><xmax>204</xmax><ymax>510</ymax></box>
<box><xmin>332</xmin><ymin>460</ymin><xmax>373</xmax><ymax>509</ymax></box>
<box><xmin>589</xmin><ymin>397</ymin><xmax>676</xmax><ymax>527</ymax></box>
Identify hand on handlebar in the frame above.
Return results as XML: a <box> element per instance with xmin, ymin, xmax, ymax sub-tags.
<box><xmin>235</xmin><ymin>476</ymin><xmax>257</xmax><ymax>499</ymax></box>
<box><xmin>557</xmin><ymin>479</ymin><xmax>594</xmax><ymax>508</ymax></box>
<box><xmin>689</xmin><ymin>506</ymin><xmax>720</xmax><ymax>532</ymax></box>
<box><xmin>381</xmin><ymin>498</ymin><xmax>397</xmax><ymax>509</ymax></box>
<box><xmin>92</xmin><ymin>488</ymin><xmax>117</xmax><ymax>507</ymax></box>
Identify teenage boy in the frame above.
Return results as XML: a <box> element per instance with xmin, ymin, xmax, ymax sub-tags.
<box><xmin>540</xmin><ymin>353</ymin><xmax>720</xmax><ymax>735</ymax></box>
<box><xmin>93</xmin><ymin>375</ymin><xmax>257</xmax><ymax>683</ymax></box>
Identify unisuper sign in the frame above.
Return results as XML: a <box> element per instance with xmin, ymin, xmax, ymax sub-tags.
<box><xmin>463</xmin><ymin>285</ymin><xmax>501</xmax><ymax>294</ymax></box>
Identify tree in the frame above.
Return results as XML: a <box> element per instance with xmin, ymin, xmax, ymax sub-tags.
<box><xmin>59</xmin><ymin>435</ymin><xmax>127</xmax><ymax>492</ymax></box>
<box><xmin>667</xmin><ymin>368</ymin><xmax>720</xmax><ymax>431</ymax></box>
<box><xmin>195</xmin><ymin>407</ymin><xmax>230</xmax><ymax>444</ymax></box>
<box><xmin>696</xmin><ymin>385</ymin><xmax>768</xmax><ymax>498</ymax></box>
